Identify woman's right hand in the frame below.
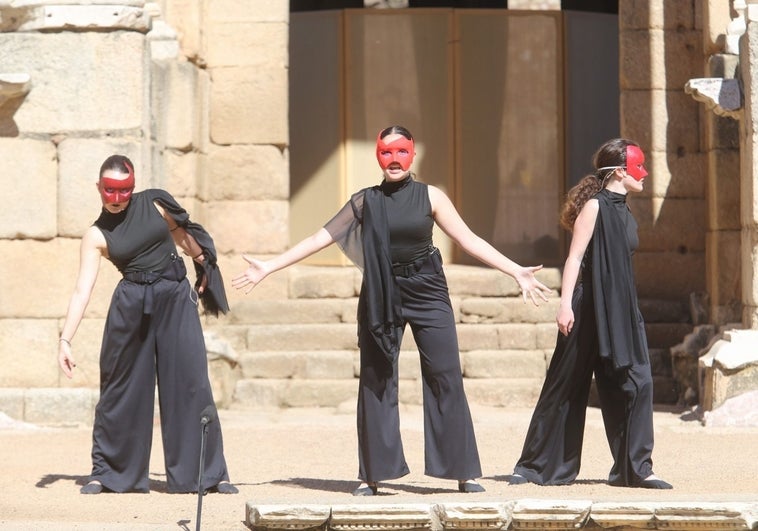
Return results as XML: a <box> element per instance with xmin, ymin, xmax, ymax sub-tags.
<box><xmin>231</xmin><ymin>254</ymin><xmax>270</xmax><ymax>294</ymax></box>
<box><xmin>556</xmin><ymin>304</ymin><xmax>574</xmax><ymax>337</ymax></box>
<box><xmin>58</xmin><ymin>341</ymin><xmax>76</xmax><ymax>379</ymax></box>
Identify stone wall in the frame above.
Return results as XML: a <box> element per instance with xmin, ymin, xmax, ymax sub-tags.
<box><xmin>0</xmin><ymin>0</ymin><xmax>290</xmax><ymax>392</ymax></box>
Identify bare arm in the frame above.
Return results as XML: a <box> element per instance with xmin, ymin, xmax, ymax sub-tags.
<box><xmin>232</xmin><ymin>228</ymin><xmax>336</xmax><ymax>294</ymax></box>
<box><xmin>556</xmin><ymin>198</ymin><xmax>598</xmax><ymax>336</ymax></box>
<box><xmin>428</xmin><ymin>185</ymin><xmax>552</xmax><ymax>304</ymax></box>
<box><xmin>58</xmin><ymin>226</ymin><xmax>105</xmax><ymax>378</ymax></box>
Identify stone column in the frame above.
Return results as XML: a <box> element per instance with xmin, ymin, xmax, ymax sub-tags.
<box><xmin>740</xmin><ymin>1</ymin><xmax>758</xmax><ymax>328</ymax></box>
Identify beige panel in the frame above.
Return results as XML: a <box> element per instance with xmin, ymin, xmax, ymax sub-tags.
<box><xmin>344</xmin><ymin>9</ymin><xmax>455</xmax><ymax>261</ymax></box>
<box><xmin>456</xmin><ymin>11</ymin><xmax>563</xmax><ymax>267</ymax></box>
<box><xmin>289</xmin><ymin>11</ymin><xmax>347</xmax><ymax>265</ymax></box>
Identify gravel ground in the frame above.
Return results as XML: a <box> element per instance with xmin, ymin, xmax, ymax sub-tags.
<box><xmin>1</xmin><ymin>404</ymin><xmax>757</xmax><ymax>530</ymax></box>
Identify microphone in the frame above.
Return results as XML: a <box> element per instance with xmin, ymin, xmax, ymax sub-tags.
<box><xmin>200</xmin><ymin>405</ymin><xmax>217</xmax><ymax>426</ymax></box>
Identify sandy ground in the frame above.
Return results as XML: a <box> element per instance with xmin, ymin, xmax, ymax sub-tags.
<box><xmin>1</xmin><ymin>404</ymin><xmax>757</xmax><ymax>530</ymax></box>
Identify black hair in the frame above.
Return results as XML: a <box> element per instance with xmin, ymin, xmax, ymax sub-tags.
<box><xmin>99</xmin><ymin>154</ymin><xmax>134</xmax><ymax>179</ymax></box>
<box><xmin>378</xmin><ymin>125</ymin><xmax>413</xmax><ymax>141</ymax></box>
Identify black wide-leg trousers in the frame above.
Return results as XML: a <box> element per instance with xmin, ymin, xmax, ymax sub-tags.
<box><xmin>89</xmin><ymin>275</ymin><xmax>230</xmax><ymax>493</ymax></box>
<box><xmin>513</xmin><ymin>281</ymin><xmax>655</xmax><ymax>486</ymax></box>
<box><xmin>356</xmin><ymin>256</ymin><xmax>482</xmax><ymax>483</ymax></box>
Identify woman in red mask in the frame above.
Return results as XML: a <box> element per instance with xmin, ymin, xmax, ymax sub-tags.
<box><xmin>58</xmin><ymin>155</ymin><xmax>237</xmax><ymax>495</ymax></box>
<box><xmin>233</xmin><ymin>125</ymin><xmax>552</xmax><ymax>496</ymax></box>
<box><xmin>508</xmin><ymin>138</ymin><xmax>673</xmax><ymax>490</ymax></box>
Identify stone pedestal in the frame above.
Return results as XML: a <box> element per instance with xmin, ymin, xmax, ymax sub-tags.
<box><xmin>699</xmin><ymin>329</ymin><xmax>758</xmax><ymax>410</ymax></box>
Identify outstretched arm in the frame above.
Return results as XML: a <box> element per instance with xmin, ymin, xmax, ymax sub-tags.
<box><xmin>232</xmin><ymin>228</ymin><xmax>336</xmax><ymax>294</ymax></box>
<box><xmin>58</xmin><ymin>226</ymin><xmax>105</xmax><ymax>378</ymax></box>
<box><xmin>429</xmin><ymin>185</ymin><xmax>552</xmax><ymax>305</ymax></box>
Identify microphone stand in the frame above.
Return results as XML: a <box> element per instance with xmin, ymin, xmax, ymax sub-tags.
<box><xmin>196</xmin><ymin>405</ymin><xmax>216</xmax><ymax>531</ymax></box>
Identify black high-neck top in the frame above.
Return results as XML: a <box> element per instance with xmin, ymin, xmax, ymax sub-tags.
<box><xmin>380</xmin><ymin>176</ymin><xmax>434</xmax><ymax>264</ymax></box>
<box><xmin>94</xmin><ymin>190</ymin><xmax>177</xmax><ymax>274</ymax></box>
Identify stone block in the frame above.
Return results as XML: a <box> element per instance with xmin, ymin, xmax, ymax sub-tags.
<box><xmin>634</xmin><ymin>251</ymin><xmax>705</xmax><ymax>299</ymax></box>
<box><xmin>289</xmin><ymin>266</ymin><xmax>359</xmax><ymax>299</ymax></box>
<box><xmin>707</xmin><ymin>149</ymin><xmax>741</xmax><ymax>231</ymax></box>
<box><xmin>282</xmin><ymin>380</ymin><xmax>356</xmax><ymax>408</ymax></box>
<box><xmin>203</xmin><ymin>199</ymin><xmax>289</xmax><ymax>254</ymax></box>
<box><xmin>205</xmin><ymin>331</ymin><xmax>242</xmax><ymax>408</ymax></box>
<box><xmin>207</xmin><ymin>0</ymin><xmax>289</xmax><ymax>23</ymax></box>
<box><xmin>0</xmin><ymin>32</ymin><xmax>144</xmax><ymax>134</ymax></box>
<box><xmin>246</xmin><ymin>504</ymin><xmax>331</xmax><ymax>531</ymax></box>
<box><xmin>699</xmin><ymin>329</ymin><xmax>758</xmax><ymax>410</ymax></box>
<box><xmin>621</xmin><ymin>90</ymin><xmax>700</xmax><ymax>155</ymax></box>
<box><xmin>497</xmin><ymin>324</ymin><xmax>538</xmax><ymax>350</ymax></box>
<box><xmin>536</xmin><ymin>324</ymin><xmax>559</xmax><ymax>350</ymax></box>
<box><xmin>511</xmin><ymin>499</ymin><xmax>592</xmax><ymax>529</ymax></box>
<box><xmin>205</xmin><ymin>20</ymin><xmax>288</xmax><ymax>68</ymax></box>
<box><xmin>444</xmin><ymin>266</ymin><xmax>520</xmax><ymax>297</ymax></box>
<box><xmin>161</xmin><ymin>0</ymin><xmax>203</xmax><ymax>60</ymax></box>
<box><xmin>462</xmin><ymin>378</ymin><xmax>543</xmax><ymax>408</ymax></box>
<box><xmin>232</xmin><ymin>379</ymin><xmax>286</xmax><ymax>408</ymax></box>
<box><xmin>633</xmin><ymin>197</ymin><xmax>706</xmax><ymax>253</ymax></box>
<box><xmin>330</xmin><ymin>504</ymin><xmax>433</xmax><ymax>531</ymax></box>
<box><xmin>620</xmin><ymin>30</ymin><xmax>702</xmax><ymax>91</ymax></box>
<box><xmin>226</xmin><ymin>299</ymin><xmax>351</xmax><ymax>325</ymax></box>
<box><xmin>459</xmin><ymin>297</ymin><xmax>558</xmax><ymax>324</ymax></box>
<box><xmin>163</xmin><ymin>150</ymin><xmax>198</xmax><ymax>198</ymax></box>
<box><xmin>0</xmin><ymin>138</ymin><xmax>56</xmax><ymax>238</ymax></box>
<box><xmin>398</xmin><ymin>381</ymin><xmax>422</xmax><ymax>405</ymax></box>
<box><xmin>435</xmin><ymin>502</ymin><xmax>513</xmax><ymax>531</ymax></box>
<box><xmin>210</xmin><ymin>65</ymin><xmax>288</xmax><ymax>146</ymax></box>
<box><xmin>204</xmin><ymin>145</ymin><xmax>289</xmax><ymax>201</ymax></box>
<box><xmin>57</xmin><ymin>137</ymin><xmax>144</xmax><ymax>237</ymax></box>
<box><xmin>462</xmin><ymin>350</ymin><xmax>547</xmax><ymax>379</ymax></box>
<box><xmin>0</xmin><ymin>388</ymin><xmax>25</xmax><ymax>421</ymax></box>
<box><xmin>0</xmin><ymin>319</ymin><xmax>56</xmax><ymax>388</ymax></box>
<box><xmin>151</xmin><ymin>60</ymin><xmax>201</xmax><ymax>151</ymax></box>
<box><xmin>619</xmin><ymin>0</ymin><xmax>696</xmax><ymax>30</ymax></box>
<box><xmin>0</xmin><ymin>4</ymin><xmax>151</xmax><ymax>32</ymax></box>
<box><xmin>706</xmin><ymin>231</ymin><xmax>741</xmax><ymax>312</ymax></box>
<box><xmin>24</xmin><ymin>388</ymin><xmax>96</xmax><ymax>426</ymax></box>
<box><xmin>456</xmin><ymin>324</ymin><xmax>501</xmax><ymax>351</ymax></box>
<box><xmin>245</xmin><ymin>324</ymin><xmax>358</xmax><ymax>351</ymax></box>
<box><xmin>0</xmin><ymin>239</ymin><xmax>119</xmax><ymax>319</ymax></box>
<box><xmin>647</xmin><ymin>150</ymin><xmax>706</xmax><ymax>200</ymax></box>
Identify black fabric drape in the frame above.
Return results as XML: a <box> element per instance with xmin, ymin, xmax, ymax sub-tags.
<box><xmin>152</xmin><ymin>190</ymin><xmax>229</xmax><ymax>316</ymax></box>
<box><xmin>591</xmin><ymin>189</ymin><xmax>646</xmax><ymax>370</ymax></box>
<box><xmin>360</xmin><ymin>187</ymin><xmax>403</xmax><ymax>364</ymax></box>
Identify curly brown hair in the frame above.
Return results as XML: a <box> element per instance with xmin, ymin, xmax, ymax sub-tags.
<box><xmin>559</xmin><ymin>138</ymin><xmax>640</xmax><ymax>231</ymax></box>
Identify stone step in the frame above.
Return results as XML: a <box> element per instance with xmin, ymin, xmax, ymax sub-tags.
<box><xmin>231</xmin><ymin>377</ymin><xmax>545</xmax><ymax>409</ymax></box>
<box><xmin>236</xmin><ymin>349</ymin><xmax>552</xmax><ymax>381</ymax></box>
<box><xmin>212</xmin><ymin>322</ymin><xmax>561</xmax><ymax>353</ymax></box>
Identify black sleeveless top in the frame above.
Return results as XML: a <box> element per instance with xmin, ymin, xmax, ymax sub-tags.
<box><xmin>94</xmin><ymin>189</ymin><xmax>177</xmax><ymax>274</ymax></box>
<box><xmin>380</xmin><ymin>176</ymin><xmax>434</xmax><ymax>264</ymax></box>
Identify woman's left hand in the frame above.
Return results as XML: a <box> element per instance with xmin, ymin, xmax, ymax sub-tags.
<box><xmin>515</xmin><ymin>265</ymin><xmax>552</xmax><ymax>306</ymax></box>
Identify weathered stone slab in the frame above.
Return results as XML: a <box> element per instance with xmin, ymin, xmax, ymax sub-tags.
<box><xmin>246</xmin><ymin>504</ymin><xmax>331</xmax><ymax>531</ymax></box>
<box><xmin>510</xmin><ymin>499</ymin><xmax>592</xmax><ymax>530</ymax></box>
<box><xmin>330</xmin><ymin>503</ymin><xmax>433</xmax><ymax>531</ymax></box>
<box><xmin>435</xmin><ymin>502</ymin><xmax>514</xmax><ymax>531</ymax></box>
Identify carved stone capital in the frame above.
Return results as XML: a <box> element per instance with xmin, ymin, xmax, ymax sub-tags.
<box><xmin>684</xmin><ymin>78</ymin><xmax>742</xmax><ymax>119</ymax></box>
<box><xmin>0</xmin><ymin>72</ymin><xmax>31</xmax><ymax>107</ymax></box>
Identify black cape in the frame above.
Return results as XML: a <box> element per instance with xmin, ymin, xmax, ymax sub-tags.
<box><xmin>152</xmin><ymin>189</ymin><xmax>230</xmax><ymax>317</ymax></box>
<box><xmin>591</xmin><ymin>189</ymin><xmax>646</xmax><ymax>370</ymax></box>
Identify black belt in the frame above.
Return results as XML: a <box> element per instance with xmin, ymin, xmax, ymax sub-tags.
<box><xmin>392</xmin><ymin>248</ymin><xmax>440</xmax><ymax>278</ymax></box>
<box><xmin>122</xmin><ymin>256</ymin><xmax>187</xmax><ymax>314</ymax></box>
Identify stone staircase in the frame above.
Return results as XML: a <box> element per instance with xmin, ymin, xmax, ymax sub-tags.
<box><xmin>204</xmin><ymin>265</ymin><xmax>689</xmax><ymax>410</ymax></box>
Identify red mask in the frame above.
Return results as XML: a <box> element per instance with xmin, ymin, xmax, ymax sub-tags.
<box><xmin>99</xmin><ymin>166</ymin><xmax>135</xmax><ymax>204</ymax></box>
<box><xmin>625</xmin><ymin>145</ymin><xmax>648</xmax><ymax>181</ymax></box>
<box><xmin>376</xmin><ymin>134</ymin><xmax>415</xmax><ymax>171</ymax></box>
